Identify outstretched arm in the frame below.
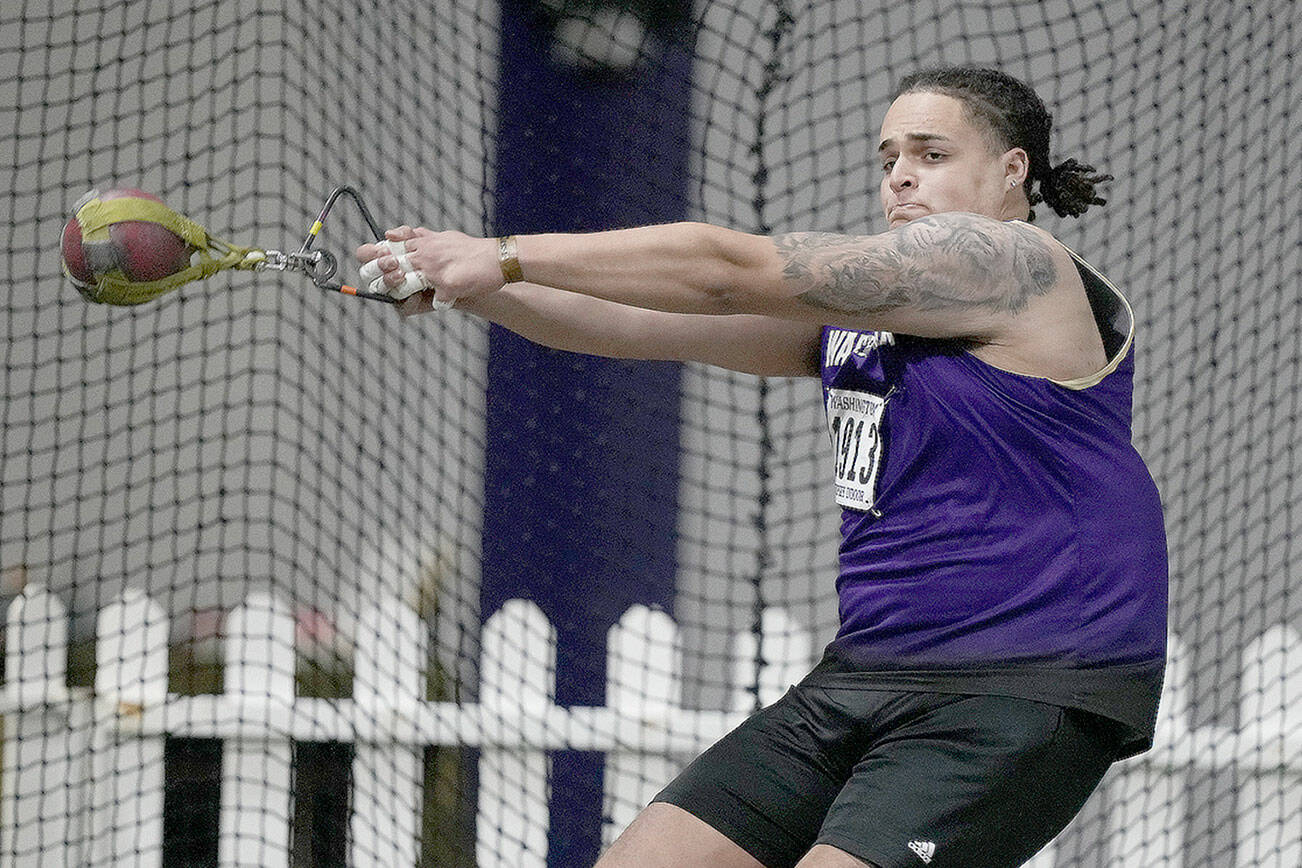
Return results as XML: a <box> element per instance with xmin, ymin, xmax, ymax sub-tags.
<box><xmin>456</xmin><ymin>282</ymin><xmax>824</xmax><ymax>377</ymax></box>
<box><xmin>361</xmin><ymin>226</ymin><xmax>824</xmax><ymax>377</ymax></box>
<box><xmin>359</xmin><ymin>213</ymin><xmax>1058</xmax><ymax>342</ymax></box>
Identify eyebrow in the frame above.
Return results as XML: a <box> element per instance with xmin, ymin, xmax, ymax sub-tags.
<box><xmin>878</xmin><ymin>132</ymin><xmax>954</xmax><ymax>152</ymax></box>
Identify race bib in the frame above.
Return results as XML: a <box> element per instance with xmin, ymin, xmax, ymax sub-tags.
<box><xmin>826</xmin><ymin>388</ymin><xmax>886</xmax><ymax>511</ymax></box>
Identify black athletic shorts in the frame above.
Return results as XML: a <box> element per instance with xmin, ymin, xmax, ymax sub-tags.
<box><xmin>654</xmin><ymin>682</ymin><xmax>1122</xmax><ymax>868</ymax></box>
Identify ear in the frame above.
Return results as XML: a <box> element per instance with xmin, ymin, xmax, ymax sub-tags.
<box><xmin>994</xmin><ymin>147</ymin><xmax>1025</xmax><ymax>188</ymax></box>
<box><xmin>1002</xmin><ymin>147</ymin><xmax>1030</xmax><ymax>188</ymax></box>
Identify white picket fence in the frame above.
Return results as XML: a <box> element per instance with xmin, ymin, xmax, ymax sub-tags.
<box><xmin>1</xmin><ymin>583</ymin><xmax>1300</xmax><ymax>867</ymax></box>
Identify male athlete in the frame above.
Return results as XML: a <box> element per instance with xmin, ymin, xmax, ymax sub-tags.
<box><xmin>358</xmin><ymin>67</ymin><xmax>1167</xmax><ymax>868</ymax></box>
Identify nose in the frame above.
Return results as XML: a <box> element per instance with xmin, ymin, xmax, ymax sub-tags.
<box><xmin>889</xmin><ymin>164</ymin><xmax>916</xmax><ymax>193</ymax></box>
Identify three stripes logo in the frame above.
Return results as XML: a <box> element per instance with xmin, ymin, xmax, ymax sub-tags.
<box><xmin>908</xmin><ymin>840</ymin><xmax>936</xmax><ymax>864</ymax></box>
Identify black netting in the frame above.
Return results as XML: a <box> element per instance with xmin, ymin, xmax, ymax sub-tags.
<box><xmin>1</xmin><ymin>1</ymin><xmax>1298</xmax><ymax>865</ymax></box>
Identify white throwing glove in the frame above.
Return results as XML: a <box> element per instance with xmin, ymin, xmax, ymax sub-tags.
<box><xmin>359</xmin><ymin>239</ymin><xmax>452</xmax><ymax>310</ymax></box>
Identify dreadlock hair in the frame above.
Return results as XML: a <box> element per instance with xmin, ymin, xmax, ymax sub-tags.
<box><xmin>895</xmin><ymin>66</ymin><xmax>1112</xmax><ymax>221</ymax></box>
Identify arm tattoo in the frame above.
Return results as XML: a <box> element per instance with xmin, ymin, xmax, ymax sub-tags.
<box><xmin>777</xmin><ymin>214</ymin><xmax>1057</xmax><ymax>319</ymax></box>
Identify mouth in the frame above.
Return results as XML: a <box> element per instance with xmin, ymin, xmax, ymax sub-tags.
<box><xmin>887</xmin><ymin>203</ymin><xmax>926</xmax><ymax>225</ymax></box>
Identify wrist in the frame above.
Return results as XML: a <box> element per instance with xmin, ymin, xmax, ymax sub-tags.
<box><xmin>497</xmin><ymin>235</ymin><xmax>524</xmax><ymax>284</ymax></box>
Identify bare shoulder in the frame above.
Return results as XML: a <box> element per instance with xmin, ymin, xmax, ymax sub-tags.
<box><xmin>771</xmin><ymin>214</ymin><xmax>1102</xmax><ymax>376</ymax></box>
<box><xmin>969</xmin><ymin>220</ymin><xmax>1107</xmax><ymax>379</ymax></box>
<box><xmin>777</xmin><ymin>212</ymin><xmax>1066</xmax><ymax>339</ymax></box>
<box><xmin>893</xmin><ymin>213</ymin><xmax>1064</xmax><ymax>315</ymax></box>
<box><xmin>1002</xmin><ymin>218</ymin><xmax>1088</xmax><ymax>305</ymax></box>
<box><xmin>1005</xmin><ymin>218</ymin><xmax>1077</xmax><ymax>271</ymax></box>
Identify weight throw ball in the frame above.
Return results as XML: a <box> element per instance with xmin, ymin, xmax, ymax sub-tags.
<box><xmin>61</xmin><ymin>188</ymin><xmax>194</xmax><ymax>298</ymax></box>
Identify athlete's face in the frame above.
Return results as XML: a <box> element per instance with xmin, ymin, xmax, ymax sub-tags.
<box><xmin>878</xmin><ymin>91</ymin><xmax>1029</xmax><ymax>229</ymax></box>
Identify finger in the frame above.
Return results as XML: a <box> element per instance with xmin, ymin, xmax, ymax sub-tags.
<box><xmin>386</xmin><ymin>225</ymin><xmax>417</xmax><ymax>241</ymax></box>
<box><xmin>429</xmin><ymin>286</ymin><xmax>454</xmax><ymax>312</ymax></box>
<box><xmin>358</xmin><ymin>258</ymin><xmax>384</xmax><ymax>283</ymax></box>
<box><xmin>356</xmin><ymin>242</ymin><xmax>382</xmax><ymax>263</ymax></box>
<box><xmin>370</xmin><ymin>271</ymin><xmax>429</xmax><ymax>303</ymax></box>
<box><xmin>388</xmin><ymin>270</ymin><xmax>427</xmax><ymax>301</ymax></box>
<box><xmin>378</xmin><ymin>239</ymin><xmax>408</xmax><ymax>258</ymax></box>
<box><xmin>359</xmin><ymin>253</ymin><xmax>404</xmax><ymax>282</ymax></box>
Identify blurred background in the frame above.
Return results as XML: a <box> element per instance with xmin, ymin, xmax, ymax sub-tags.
<box><xmin>1</xmin><ymin>1</ymin><xmax>1299</xmax><ymax>865</ymax></box>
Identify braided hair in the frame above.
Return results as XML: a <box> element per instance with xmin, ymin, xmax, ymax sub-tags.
<box><xmin>895</xmin><ymin>66</ymin><xmax>1112</xmax><ymax>221</ymax></box>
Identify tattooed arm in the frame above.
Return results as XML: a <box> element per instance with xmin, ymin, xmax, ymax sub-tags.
<box><xmin>465</xmin><ymin>212</ymin><xmax>1058</xmax><ymax>341</ymax></box>
<box><xmin>367</xmin><ymin>212</ymin><xmax>1091</xmax><ymax>372</ymax></box>
<box><xmin>773</xmin><ymin>213</ymin><xmax>1058</xmax><ymax>338</ymax></box>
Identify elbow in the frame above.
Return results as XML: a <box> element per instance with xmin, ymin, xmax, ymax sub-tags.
<box><xmin>679</xmin><ymin>222</ymin><xmax>770</xmax><ymax>314</ymax></box>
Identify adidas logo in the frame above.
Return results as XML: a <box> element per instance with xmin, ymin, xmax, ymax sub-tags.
<box><xmin>908</xmin><ymin>840</ymin><xmax>936</xmax><ymax>864</ymax></box>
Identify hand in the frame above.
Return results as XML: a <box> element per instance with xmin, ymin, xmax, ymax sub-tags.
<box><xmin>355</xmin><ymin>226</ymin><xmax>502</xmax><ymax>312</ymax></box>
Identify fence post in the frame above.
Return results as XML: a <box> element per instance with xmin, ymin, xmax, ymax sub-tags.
<box><xmin>350</xmin><ymin>590</ymin><xmax>425</xmax><ymax>867</ymax></box>
<box><xmin>602</xmin><ymin>605</ymin><xmax>680</xmax><ymax>847</ymax></box>
<box><xmin>219</xmin><ymin>591</ymin><xmax>294</xmax><ymax>868</ymax></box>
<box><xmin>478</xmin><ymin>599</ymin><xmax>554</xmax><ymax>868</ymax></box>
<box><xmin>0</xmin><ymin>584</ymin><xmax>84</xmax><ymax>868</ymax></box>
<box><xmin>730</xmin><ymin>607</ymin><xmax>812</xmax><ymax>713</ymax></box>
<box><xmin>87</xmin><ymin>587</ymin><xmax>168</xmax><ymax>868</ymax></box>
<box><xmin>1236</xmin><ymin>624</ymin><xmax>1302</xmax><ymax>868</ymax></box>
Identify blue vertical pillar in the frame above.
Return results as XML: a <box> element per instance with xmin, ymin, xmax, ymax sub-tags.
<box><xmin>482</xmin><ymin>2</ymin><xmax>694</xmax><ymax>865</ymax></box>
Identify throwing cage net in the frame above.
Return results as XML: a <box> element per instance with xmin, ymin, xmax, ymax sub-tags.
<box><xmin>2</xmin><ymin>0</ymin><xmax>1299</xmax><ymax>865</ymax></box>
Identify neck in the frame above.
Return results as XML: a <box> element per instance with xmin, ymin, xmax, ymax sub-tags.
<box><xmin>1000</xmin><ymin>197</ymin><xmax>1031</xmax><ymax>222</ymax></box>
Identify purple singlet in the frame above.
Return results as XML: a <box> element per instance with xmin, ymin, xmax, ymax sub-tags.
<box><xmin>811</xmin><ymin>249</ymin><xmax>1168</xmax><ymax>757</ymax></box>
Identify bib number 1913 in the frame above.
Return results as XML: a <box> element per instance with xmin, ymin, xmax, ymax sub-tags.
<box><xmin>825</xmin><ymin>388</ymin><xmax>886</xmax><ymax>511</ymax></box>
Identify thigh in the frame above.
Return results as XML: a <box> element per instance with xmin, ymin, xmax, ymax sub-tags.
<box><xmin>597</xmin><ymin>802</ymin><xmax>766</xmax><ymax>868</ymax></box>
<box><xmin>650</xmin><ymin>685</ymin><xmax>866</xmax><ymax>868</ymax></box>
<box><xmin>796</xmin><ymin>843</ymin><xmax>881</xmax><ymax>867</ymax></box>
<box><xmin>815</xmin><ymin>696</ymin><xmax>1117</xmax><ymax>868</ymax></box>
